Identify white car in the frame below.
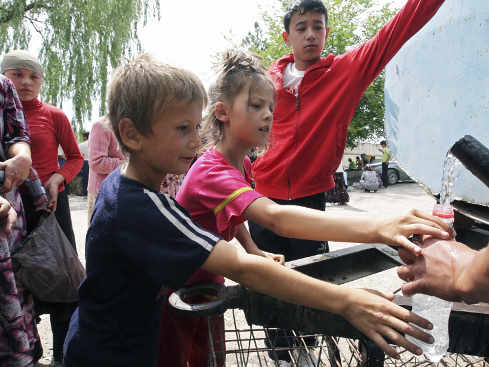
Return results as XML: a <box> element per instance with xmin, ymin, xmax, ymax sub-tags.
<box><xmin>367</xmin><ymin>161</ymin><xmax>414</xmax><ymax>185</ymax></box>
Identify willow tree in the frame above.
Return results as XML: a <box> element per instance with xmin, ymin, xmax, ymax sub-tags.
<box><xmin>242</xmin><ymin>0</ymin><xmax>398</xmax><ymax>148</ymax></box>
<box><xmin>0</xmin><ymin>0</ymin><xmax>160</xmax><ymax>132</ymax></box>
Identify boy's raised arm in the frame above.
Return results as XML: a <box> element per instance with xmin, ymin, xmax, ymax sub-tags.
<box><xmin>202</xmin><ymin>240</ymin><xmax>433</xmax><ymax>358</ymax></box>
<box><xmin>352</xmin><ymin>0</ymin><xmax>445</xmax><ymax>84</ymax></box>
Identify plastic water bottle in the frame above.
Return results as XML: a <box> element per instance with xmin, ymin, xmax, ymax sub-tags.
<box><xmin>406</xmin><ymin>203</ymin><xmax>454</xmax><ymax>362</ymax></box>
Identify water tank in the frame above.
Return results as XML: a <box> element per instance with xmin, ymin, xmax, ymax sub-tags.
<box><xmin>384</xmin><ymin>0</ymin><xmax>489</xmax><ymax>206</ymax></box>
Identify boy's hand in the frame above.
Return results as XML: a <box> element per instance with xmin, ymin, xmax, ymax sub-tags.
<box><xmin>342</xmin><ymin>288</ymin><xmax>433</xmax><ymax>358</ymax></box>
<box><xmin>376</xmin><ymin>209</ymin><xmax>452</xmax><ymax>256</ymax></box>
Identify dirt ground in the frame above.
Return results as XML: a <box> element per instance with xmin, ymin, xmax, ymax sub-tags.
<box><xmin>36</xmin><ymin>182</ymin><xmax>437</xmax><ymax>365</ymax></box>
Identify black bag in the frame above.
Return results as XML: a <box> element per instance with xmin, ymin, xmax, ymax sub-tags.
<box><xmin>12</xmin><ymin>212</ymin><xmax>86</xmax><ymax>303</ymax></box>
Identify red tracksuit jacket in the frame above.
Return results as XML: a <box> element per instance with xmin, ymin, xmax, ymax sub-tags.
<box><xmin>252</xmin><ymin>0</ymin><xmax>445</xmax><ymax>200</ymax></box>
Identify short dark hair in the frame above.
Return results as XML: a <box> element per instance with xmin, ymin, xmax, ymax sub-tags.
<box><xmin>284</xmin><ymin>0</ymin><xmax>328</xmax><ymax>33</ymax></box>
<box><xmin>380</xmin><ymin>140</ymin><xmax>387</xmax><ymax>146</ymax></box>
<box><xmin>82</xmin><ymin>131</ymin><xmax>89</xmax><ymax>139</ymax></box>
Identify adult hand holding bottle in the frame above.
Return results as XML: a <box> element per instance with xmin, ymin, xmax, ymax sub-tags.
<box><xmin>398</xmin><ymin>238</ymin><xmax>489</xmax><ymax>304</ymax></box>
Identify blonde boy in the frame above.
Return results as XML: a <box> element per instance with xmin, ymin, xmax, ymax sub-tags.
<box><xmin>64</xmin><ymin>55</ymin><xmax>433</xmax><ymax>367</ymax></box>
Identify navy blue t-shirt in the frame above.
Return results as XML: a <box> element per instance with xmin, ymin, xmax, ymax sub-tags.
<box><xmin>64</xmin><ymin>169</ymin><xmax>220</xmax><ymax>367</ymax></box>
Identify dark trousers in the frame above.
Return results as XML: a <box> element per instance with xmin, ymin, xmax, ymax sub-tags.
<box><xmin>381</xmin><ymin>162</ymin><xmax>389</xmax><ymax>187</ymax></box>
<box><xmin>80</xmin><ymin>160</ymin><xmax>89</xmax><ymax>196</ymax></box>
<box><xmin>249</xmin><ymin>192</ymin><xmax>328</xmax><ymax>361</ymax></box>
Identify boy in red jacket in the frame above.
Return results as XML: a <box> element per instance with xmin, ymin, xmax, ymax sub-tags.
<box><xmin>250</xmin><ymin>0</ymin><xmax>445</xmax><ymax>363</ymax></box>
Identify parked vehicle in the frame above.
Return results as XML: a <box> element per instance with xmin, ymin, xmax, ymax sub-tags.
<box><xmin>367</xmin><ymin>160</ymin><xmax>414</xmax><ymax>185</ymax></box>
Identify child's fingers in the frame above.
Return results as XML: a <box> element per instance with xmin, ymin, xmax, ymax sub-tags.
<box><xmin>410</xmin><ymin>223</ymin><xmax>450</xmax><ymax>239</ymax></box>
<box><xmin>380</xmin><ymin>311</ymin><xmax>433</xmax><ymax>343</ymax></box>
<box><xmin>394</xmin><ymin>236</ymin><xmax>422</xmax><ymax>256</ymax></box>
<box><xmin>375</xmin><ymin>324</ymin><xmax>424</xmax><ymax>356</ymax></box>
<box><xmin>366</xmin><ymin>332</ymin><xmax>399</xmax><ymax>359</ymax></box>
<box><xmin>393</xmin><ymin>306</ymin><xmax>433</xmax><ymax>331</ymax></box>
<box><xmin>409</xmin><ymin>209</ymin><xmax>451</xmax><ymax>232</ymax></box>
<box><xmin>275</xmin><ymin>255</ymin><xmax>285</xmax><ymax>265</ymax></box>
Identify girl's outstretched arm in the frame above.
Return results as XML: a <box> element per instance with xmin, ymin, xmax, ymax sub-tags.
<box><xmin>244</xmin><ymin>197</ymin><xmax>451</xmax><ymax>255</ymax></box>
<box><xmin>202</xmin><ymin>240</ymin><xmax>432</xmax><ymax>358</ymax></box>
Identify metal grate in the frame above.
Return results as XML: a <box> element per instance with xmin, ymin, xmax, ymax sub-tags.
<box><xmin>206</xmin><ymin>309</ymin><xmax>489</xmax><ymax>367</ymax></box>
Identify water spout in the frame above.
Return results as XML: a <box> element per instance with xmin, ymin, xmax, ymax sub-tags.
<box><xmin>449</xmin><ymin>135</ymin><xmax>489</xmax><ymax>189</ymax></box>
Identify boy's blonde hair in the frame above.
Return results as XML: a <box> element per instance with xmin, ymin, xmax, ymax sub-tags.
<box><xmin>201</xmin><ymin>50</ymin><xmax>274</xmax><ymax>152</ymax></box>
<box><xmin>108</xmin><ymin>54</ymin><xmax>207</xmax><ymax>152</ymax></box>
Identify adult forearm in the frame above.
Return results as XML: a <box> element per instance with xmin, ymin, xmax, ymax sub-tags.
<box><xmin>7</xmin><ymin>142</ymin><xmax>31</xmax><ymax>161</ymax></box>
<box><xmin>458</xmin><ymin>245</ymin><xmax>489</xmax><ymax>303</ymax></box>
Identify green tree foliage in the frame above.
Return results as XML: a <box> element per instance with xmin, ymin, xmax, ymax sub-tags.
<box><xmin>1</xmin><ymin>0</ymin><xmax>159</xmax><ymax>132</ymax></box>
<box><xmin>242</xmin><ymin>0</ymin><xmax>398</xmax><ymax>148</ymax></box>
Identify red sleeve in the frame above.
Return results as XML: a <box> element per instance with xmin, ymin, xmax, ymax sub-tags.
<box><xmin>52</xmin><ymin>108</ymin><xmax>83</xmax><ymax>183</ymax></box>
<box><xmin>346</xmin><ymin>0</ymin><xmax>445</xmax><ymax>86</ymax></box>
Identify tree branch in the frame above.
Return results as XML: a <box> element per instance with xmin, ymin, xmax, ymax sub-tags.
<box><xmin>0</xmin><ymin>0</ymin><xmax>51</xmax><ymax>24</ymax></box>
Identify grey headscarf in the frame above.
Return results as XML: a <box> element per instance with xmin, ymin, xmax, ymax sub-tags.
<box><xmin>1</xmin><ymin>50</ymin><xmax>43</xmax><ymax>76</ymax></box>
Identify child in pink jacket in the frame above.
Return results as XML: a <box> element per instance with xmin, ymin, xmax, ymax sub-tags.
<box><xmin>87</xmin><ymin>116</ymin><xmax>125</xmax><ymax>222</ymax></box>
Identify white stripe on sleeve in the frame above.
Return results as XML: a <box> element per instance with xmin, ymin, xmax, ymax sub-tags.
<box><xmin>143</xmin><ymin>189</ymin><xmax>216</xmax><ymax>252</ymax></box>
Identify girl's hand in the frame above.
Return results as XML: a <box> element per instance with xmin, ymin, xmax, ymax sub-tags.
<box><xmin>0</xmin><ymin>197</ymin><xmax>17</xmax><ymax>235</ymax></box>
<box><xmin>44</xmin><ymin>173</ymin><xmax>65</xmax><ymax>212</ymax></box>
<box><xmin>263</xmin><ymin>251</ymin><xmax>285</xmax><ymax>265</ymax></box>
<box><xmin>342</xmin><ymin>288</ymin><xmax>433</xmax><ymax>358</ymax></box>
<box><xmin>0</xmin><ymin>154</ymin><xmax>31</xmax><ymax>193</ymax></box>
<box><xmin>376</xmin><ymin>209</ymin><xmax>452</xmax><ymax>256</ymax></box>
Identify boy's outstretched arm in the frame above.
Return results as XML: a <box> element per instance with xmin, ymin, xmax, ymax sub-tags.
<box><xmin>202</xmin><ymin>240</ymin><xmax>433</xmax><ymax>358</ymax></box>
<box><xmin>244</xmin><ymin>197</ymin><xmax>451</xmax><ymax>255</ymax></box>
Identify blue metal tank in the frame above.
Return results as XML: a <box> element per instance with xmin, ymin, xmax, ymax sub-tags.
<box><xmin>384</xmin><ymin>0</ymin><xmax>489</xmax><ymax>206</ymax></box>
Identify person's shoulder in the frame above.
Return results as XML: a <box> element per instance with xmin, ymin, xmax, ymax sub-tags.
<box><xmin>192</xmin><ymin>149</ymin><xmax>234</xmax><ymax>175</ymax></box>
<box><xmin>41</xmin><ymin>102</ymin><xmax>71</xmax><ymax>124</ymax></box>
<box><xmin>269</xmin><ymin>54</ymin><xmax>294</xmax><ymax>84</ymax></box>
<box><xmin>91</xmin><ymin>117</ymin><xmax>112</xmax><ymax>131</ymax></box>
<box><xmin>42</xmin><ymin>102</ymin><xmax>66</xmax><ymax>116</ymax></box>
<box><xmin>97</xmin><ymin>170</ymin><xmax>156</xmax><ymax>221</ymax></box>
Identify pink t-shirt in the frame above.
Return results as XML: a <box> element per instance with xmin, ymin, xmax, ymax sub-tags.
<box><xmin>177</xmin><ymin>149</ymin><xmax>263</xmax><ymax>242</ymax></box>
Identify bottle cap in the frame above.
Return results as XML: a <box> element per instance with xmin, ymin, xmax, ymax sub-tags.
<box><xmin>433</xmin><ymin>203</ymin><xmax>454</xmax><ymax>218</ymax></box>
